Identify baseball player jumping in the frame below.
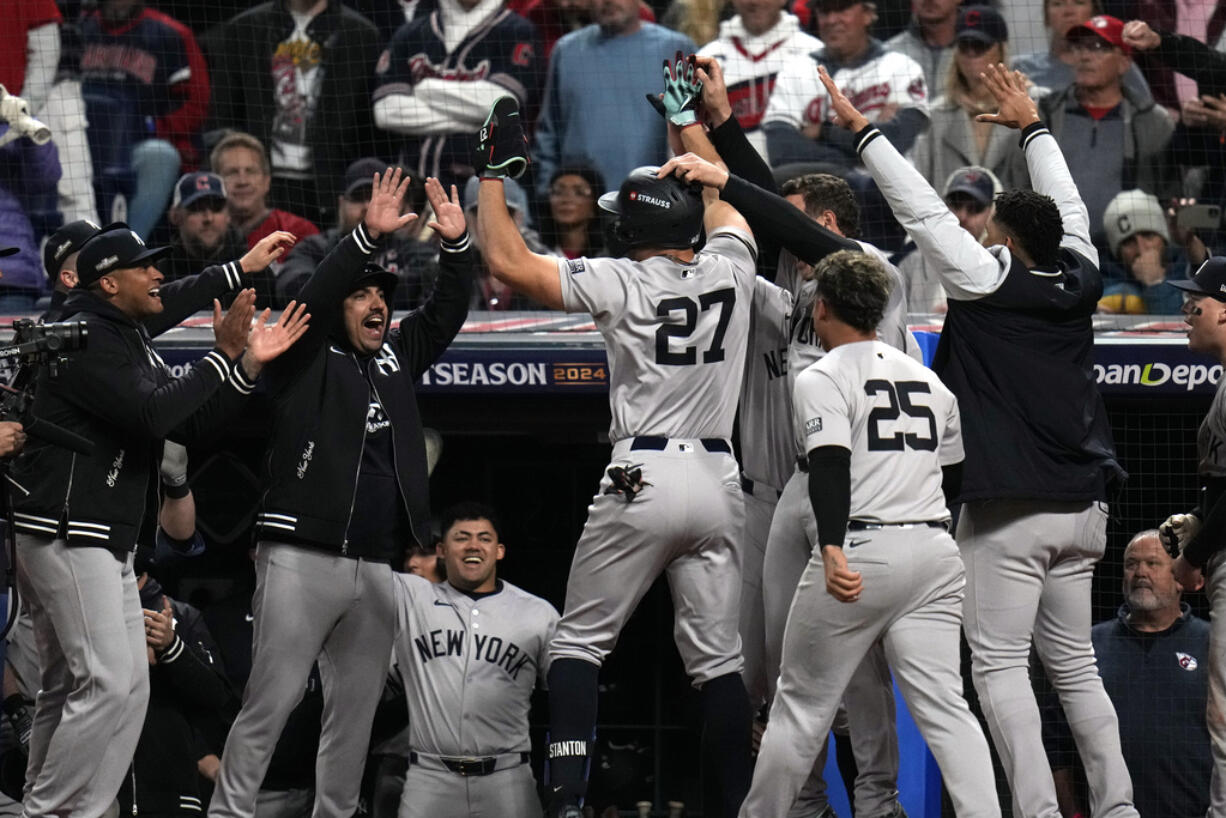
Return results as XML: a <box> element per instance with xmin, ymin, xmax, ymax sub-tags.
<box><xmin>816</xmin><ymin>63</ymin><xmax>1136</xmax><ymax>818</ymax></box>
<box><xmin>1164</xmin><ymin>258</ymin><xmax>1226</xmax><ymax>818</ymax></box>
<box><xmin>473</xmin><ymin>94</ymin><xmax>756</xmax><ymax>818</ymax></box>
<box><xmin>738</xmin><ymin>250</ymin><xmax>1000</xmax><ymax>817</ymax></box>
<box><xmin>208</xmin><ymin>170</ymin><xmax>474</xmax><ymax>818</ymax></box>
<box><xmin>392</xmin><ymin>502</ymin><xmax>558</xmax><ymax>818</ymax></box>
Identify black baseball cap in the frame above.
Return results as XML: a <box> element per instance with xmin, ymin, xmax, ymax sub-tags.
<box><xmin>76</xmin><ymin>226</ymin><xmax>171</xmax><ymax>287</ymax></box>
<box><xmin>814</xmin><ymin>0</ymin><xmax>873</xmax><ymax>12</ymax></box>
<box><xmin>1170</xmin><ymin>258</ymin><xmax>1226</xmax><ymax>300</ymax></box>
<box><xmin>344</xmin><ymin>158</ymin><xmax>392</xmax><ymax>200</ymax></box>
<box><xmin>43</xmin><ymin>219</ymin><xmax>103</xmax><ymax>278</ymax></box>
<box><xmin>172</xmin><ymin>171</ymin><xmax>227</xmax><ymax>209</ymax></box>
<box><xmin>945</xmin><ymin>167</ymin><xmax>996</xmax><ymax>206</ymax></box>
<box><xmin>349</xmin><ymin>262</ymin><xmax>399</xmax><ymax>302</ymax></box>
<box><xmin>957</xmin><ymin>5</ymin><xmax>1008</xmax><ymax>44</ymax></box>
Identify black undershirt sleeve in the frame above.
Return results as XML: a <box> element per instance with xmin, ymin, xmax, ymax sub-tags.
<box><xmin>1183</xmin><ymin>476</ymin><xmax>1226</xmax><ymax>568</ymax></box>
<box><xmin>808</xmin><ymin>446</ymin><xmax>851</xmax><ymax>549</ymax></box>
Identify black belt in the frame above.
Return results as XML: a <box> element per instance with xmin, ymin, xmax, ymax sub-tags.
<box><xmin>408</xmin><ymin>751</ymin><xmax>530</xmax><ymax>776</ymax></box>
<box><xmin>847</xmin><ymin>520</ymin><xmax>948</xmax><ymax>531</ymax></box>
<box><xmin>740</xmin><ymin>476</ymin><xmax>783</xmax><ymax>499</ymax></box>
<box><xmin>631</xmin><ymin>436</ymin><xmax>731</xmax><ymax>454</ymax></box>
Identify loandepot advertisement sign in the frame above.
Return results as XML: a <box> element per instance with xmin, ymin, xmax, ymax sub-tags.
<box><xmin>1093</xmin><ymin>342</ymin><xmax>1220</xmax><ymax>396</ymax></box>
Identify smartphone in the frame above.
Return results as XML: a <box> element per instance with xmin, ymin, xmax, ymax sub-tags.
<box><xmin>1177</xmin><ymin>203</ymin><xmax>1222</xmax><ymax>231</ymax></box>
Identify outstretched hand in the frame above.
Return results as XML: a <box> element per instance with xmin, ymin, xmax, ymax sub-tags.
<box><xmin>657</xmin><ymin>153</ymin><xmax>728</xmax><ymax>190</ymax></box>
<box><xmin>693</xmin><ymin>55</ymin><xmax>733</xmax><ymax>127</ymax></box>
<box><xmin>424</xmin><ymin>177</ymin><xmax>466</xmax><ymax>240</ymax></box>
<box><xmin>364</xmin><ymin>167</ymin><xmax>420</xmax><ymax>239</ymax></box>
<box><xmin>816</xmin><ymin>66</ymin><xmax>869</xmax><ymax>132</ymax></box>
<box><xmin>240</xmin><ymin>231</ymin><xmax>296</xmax><ymax>273</ymax></box>
<box><xmin>974</xmin><ymin>63</ymin><xmax>1040</xmax><ymax>130</ymax></box>
<box><xmin>213</xmin><ymin>289</ymin><xmax>257</xmax><ymax>360</ymax></box>
<box><xmin>243</xmin><ymin>300</ymin><xmax>311</xmax><ymax>373</ymax></box>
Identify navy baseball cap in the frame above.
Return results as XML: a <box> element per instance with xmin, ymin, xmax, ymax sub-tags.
<box><xmin>76</xmin><ymin>226</ymin><xmax>170</xmax><ymax>287</ymax></box>
<box><xmin>43</xmin><ymin>219</ymin><xmax>103</xmax><ymax>278</ymax></box>
<box><xmin>945</xmin><ymin>167</ymin><xmax>996</xmax><ymax>206</ymax></box>
<box><xmin>1170</xmin><ymin>258</ymin><xmax>1226</xmax><ymax>300</ymax></box>
<box><xmin>344</xmin><ymin>158</ymin><xmax>392</xmax><ymax>200</ymax></box>
<box><xmin>957</xmin><ymin>5</ymin><xmax>1008</xmax><ymax>45</ymax></box>
<box><xmin>172</xmin><ymin>171</ymin><xmax>227</xmax><ymax>209</ymax></box>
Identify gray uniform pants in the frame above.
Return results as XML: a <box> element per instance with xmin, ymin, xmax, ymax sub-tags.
<box><xmin>958</xmin><ymin>500</ymin><xmax>1137</xmax><ymax>818</ymax></box>
<box><xmin>740</xmin><ymin>484</ymin><xmax>778</xmax><ymax>708</ymax></box>
<box><xmin>397</xmin><ymin>761</ymin><xmax>538</xmax><ymax>818</ymax></box>
<box><xmin>209</xmin><ymin>544</ymin><xmax>395</xmax><ymax>818</ymax></box>
<box><xmin>15</xmin><ymin>534</ymin><xmax>149</xmax><ymax>818</ymax></box>
<box><xmin>550</xmin><ymin>439</ymin><xmax>744</xmax><ymax>685</ymax></box>
<box><xmin>763</xmin><ymin>471</ymin><xmax>901</xmax><ymax>818</ymax></box>
<box><xmin>742</xmin><ymin>527</ymin><xmax>999</xmax><ymax>818</ymax></box>
<box><xmin>1202</xmin><ymin>551</ymin><xmax>1226</xmax><ymax>817</ymax></box>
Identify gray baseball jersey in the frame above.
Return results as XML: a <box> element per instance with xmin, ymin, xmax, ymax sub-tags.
<box><xmin>794</xmin><ymin>341</ymin><xmax>962</xmax><ymax>523</ymax></box>
<box><xmin>785</xmin><ymin>244</ymin><xmax>918</xmax><ymax>457</ymax></box>
<box><xmin>741</xmin><ymin>340</ymin><xmax>999</xmax><ymax>818</ymax></box>
<box><xmin>739</xmin><ymin>276</ymin><xmax>796</xmax><ymax>492</ymax></box>
<box><xmin>393</xmin><ymin>574</ymin><xmax>558</xmax><ymax>756</ymax></box>
<box><xmin>557</xmin><ymin>227</ymin><xmax>759</xmax><ymax>441</ymax></box>
<box><xmin>549</xmin><ymin>226</ymin><xmax>759</xmax><ymax>685</ymax></box>
<box><xmin>1199</xmin><ymin>377</ymin><xmax>1226</xmax><ymax>479</ymax></box>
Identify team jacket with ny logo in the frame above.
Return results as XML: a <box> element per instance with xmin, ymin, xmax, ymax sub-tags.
<box><xmin>257</xmin><ymin>225</ymin><xmax>473</xmax><ymax>556</ymax></box>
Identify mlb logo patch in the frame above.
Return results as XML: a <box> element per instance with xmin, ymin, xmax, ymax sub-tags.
<box><xmin>1177</xmin><ymin>651</ymin><xmax>1198</xmax><ymax>671</ymax></box>
<box><xmin>567</xmin><ymin>258</ymin><xmax>586</xmax><ymax>275</ymax></box>
<box><xmin>805</xmin><ymin>417</ymin><xmax>822</xmax><ymax>434</ymax></box>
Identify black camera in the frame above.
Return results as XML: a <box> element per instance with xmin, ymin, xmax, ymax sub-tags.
<box><xmin>0</xmin><ymin>320</ymin><xmax>87</xmax><ymax>377</ymax></box>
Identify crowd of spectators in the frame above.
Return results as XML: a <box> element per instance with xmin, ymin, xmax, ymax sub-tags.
<box><xmin>4</xmin><ymin>0</ymin><xmax>1226</xmax><ymax>314</ymax></box>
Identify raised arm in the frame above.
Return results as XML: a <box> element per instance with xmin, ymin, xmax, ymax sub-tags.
<box><xmin>819</xmin><ymin>64</ymin><xmax>1009</xmax><ymax>300</ymax></box>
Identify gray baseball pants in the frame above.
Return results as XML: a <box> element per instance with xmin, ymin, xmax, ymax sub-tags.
<box><xmin>763</xmin><ymin>470</ymin><xmax>901</xmax><ymax>818</ymax></box>
<box><xmin>15</xmin><ymin>534</ymin><xmax>149</xmax><ymax>818</ymax></box>
<box><xmin>1202</xmin><ymin>551</ymin><xmax>1226</xmax><ymax>817</ymax></box>
<box><xmin>958</xmin><ymin>500</ymin><xmax>1137</xmax><ymax>818</ymax></box>
<box><xmin>209</xmin><ymin>543</ymin><xmax>395</xmax><ymax>818</ymax></box>
<box><xmin>550</xmin><ymin>439</ymin><xmax>744</xmax><ymax>685</ymax></box>
<box><xmin>742</xmin><ymin>527</ymin><xmax>1000</xmax><ymax>818</ymax></box>
<box><xmin>398</xmin><ymin>759</ymin><xmax>538</xmax><ymax>818</ymax></box>
<box><xmin>740</xmin><ymin>484</ymin><xmax>778</xmax><ymax>708</ymax></box>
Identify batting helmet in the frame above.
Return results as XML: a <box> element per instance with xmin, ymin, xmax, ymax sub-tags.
<box><xmin>598</xmin><ymin>167</ymin><xmax>703</xmax><ymax>251</ymax></box>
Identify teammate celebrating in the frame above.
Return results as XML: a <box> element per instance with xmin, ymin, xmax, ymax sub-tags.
<box><xmin>208</xmin><ymin>170</ymin><xmax>473</xmax><ymax>818</ymax></box>
<box><xmin>816</xmin><ymin>63</ymin><xmax>1136</xmax><ymax>818</ymax></box>
<box><xmin>473</xmin><ymin>96</ymin><xmax>756</xmax><ymax>818</ymax></box>
<box><xmin>1164</xmin><ymin>258</ymin><xmax>1226</xmax><ymax>818</ymax></box>
<box><xmin>740</xmin><ymin>250</ymin><xmax>999</xmax><ymax>818</ymax></box>
<box><xmin>392</xmin><ymin>502</ymin><xmax>558</xmax><ymax>818</ymax></box>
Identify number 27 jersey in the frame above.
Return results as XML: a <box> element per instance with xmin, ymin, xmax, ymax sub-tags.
<box><xmin>557</xmin><ymin>227</ymin><xmax>759</xmax><ymax>442</ymax></box>
<box><xmin>794</xmin><ymin>340</ymin><xmax>963</xmax><ymax>524</ymax></box>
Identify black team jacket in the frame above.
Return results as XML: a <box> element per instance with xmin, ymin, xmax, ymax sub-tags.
<box><xmin>10</xmin><ymin>262</ymin><xmax>255</xmax><ymax>555</ymax></box>
<box><xmin>254</xmin><ymin>223</ymin><xmax>472</xmax><ymax>556</ymax></box>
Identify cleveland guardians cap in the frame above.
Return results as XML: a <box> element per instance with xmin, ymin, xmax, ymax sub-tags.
<box><xmin>956</xmin><ymin>5</ymin><xmax>1008</xmax><ymax>45</ymax></box>
<box><xmin>172</xmin><ymin>172</ymin><xmax>227</xmax><ymax>209</ymax></box>
<box><xmin>944</xmin><ymin>167</ymin><xmax>997</xmax><ymax>206</ymax></box>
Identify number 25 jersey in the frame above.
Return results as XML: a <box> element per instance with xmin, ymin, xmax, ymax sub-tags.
<box><xmin>794</xmin><ymin>340</ymin><xmax>963</xmax><ymax>524</ymax></box>
<box><xmin>557</xmin><ymin>227</ymin><xmax>758</xmax><ymax>442</ymax></box>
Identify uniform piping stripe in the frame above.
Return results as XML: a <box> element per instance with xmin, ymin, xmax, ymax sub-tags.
<box><xmin>441</xmin><ymin>234</ymin><xmax>472</xmax><ymax>253</ymax></box>
<box><xmin>68</xmin><ymin>530</ymin><xmax>110</xmax><ymax>541</ymax></box>
<box><xmin>160</xmin><ymin>638</ymin><xmax>185</xmax><ymax>663</ymax></box>
<box><xmin>353</xmin><ymin>224</ymin><xmax>375</xmax><ymax>254</ymax></box>
<box><xmin>1021</xmin><ymin>126</ymin><xmax>1052</xmax><ymax>151</ymax></box>
<box><xmin>203</xmin><ymin>352</ymin><xmax>228</xmax><ymax>382</ymax></box>
<box><xmin>13</xmin><ymin>512</ymin><xmax>56</xmax><ymax>524</ymax></box>
<box><xmin>14</xmin><ymin>522</ymin><xmax>57</xmax><ymax>535</ymax></box>
<box><xmin>230</xmin><ymin>365</ymin><xmax>256</xmax><ymax>395</ymax></box>
<box><xmin>69</xmin><ymin>521</ymin><xmax>111</xmax><ymax>531</ymax></box>
<box><xmin>181</xmin><ymin>798</ymin><xmax>202</xmax><ymax>805</ymax></box>
<box><xmin>259</xmin><ymin>521</ymin><xmax>297</xmax><ymax>532</ymax></box>
<box><xmin>167</xmin><ymin>66</ymin><xmax>191</xmax><ymax>85</ymax></box>
<box><xmin>258</xmin><ymin>512</ymin><xmax>298</xmax><ymax>522</ymax></box>
<box><xmin>224</xmin><ymin>262</ymin><xmax>242</xmax><ymax>290</ymax></box>
<box><xmin>854</xmin><ymin>126</ymin><xmax>883</xmax><ymax>155</ymax></box>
